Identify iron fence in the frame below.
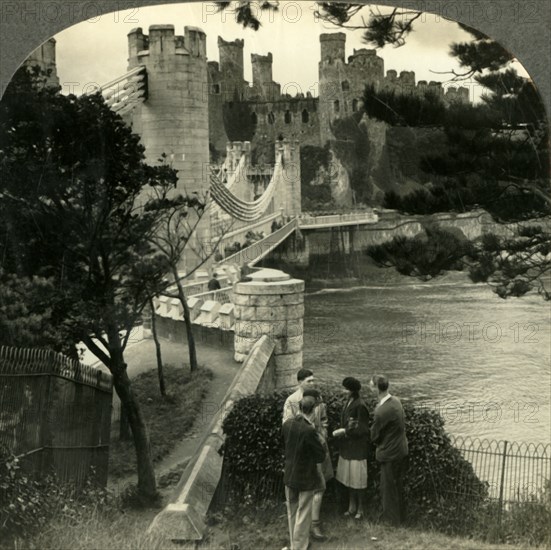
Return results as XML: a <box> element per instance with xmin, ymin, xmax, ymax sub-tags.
<box><xmin>213</xmin><ymin>434</ymin><xmax>550</xmax><ymax>543</ymax></box>
<box><xmin>0</xmin><ymin>346</ymin><xmax>113</xmax><ymax>487</ymax></box>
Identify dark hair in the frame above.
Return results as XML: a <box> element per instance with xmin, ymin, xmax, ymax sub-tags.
<box><xmin>303</xmin><ymin>388</ymin><xmax>321</xmax><ymax>400</ymax></box>
<box><xmin>299</xmin><ymin>396</ymin><xmax>317</xmax><ymax>414</ymax></box>
<box><xmin>297</xmin><ymin>368</ymin><xmax>314</xmax><ymax>382</ymax></box>
<box><xmin>371</xmin><ymin>374</ymin><xmax>389</xmax><ymax>392</ymax></box>
<box><xmin>342</xmin><ymin>376</ymin><xmax>361</xmax><ymax>397</ymax></box>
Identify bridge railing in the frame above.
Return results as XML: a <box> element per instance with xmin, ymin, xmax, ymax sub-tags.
<box><xmin>191</xmin><ymin>287</ymin><xmax>233</xmax><ymax>305</ymax></box>
<box><xmin>219</xmin><ymin>217</ymin><xmax>298</xmax><ymax>267</ymax></box>
<box><xmin>298</xmin><ymin>212</ymin><xmax>379</xmax><ymax>227</ymax></box>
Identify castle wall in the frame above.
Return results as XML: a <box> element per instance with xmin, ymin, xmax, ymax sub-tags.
<box><xmin>208</xmin><ymin>61</ymin><xmax>229</xmax><ymax>155</ymax></box>
<box><xmin>249</xmin><ymin>96</ymin><xmax>322</xmax><ymax>151</ymax></box>
<box><xmin>24</xmin><ymin>38</ymin><xmax>60</xmax><ymax>88</ymax></box>
<box><xmin>127</xmin><ymin>25</ymin><xmax>209</xmax><ymax>195</ymax></box>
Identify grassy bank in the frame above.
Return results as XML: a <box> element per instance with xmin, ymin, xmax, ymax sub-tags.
<box><xmin>6</xmin><ymin>503</ymin><xmax>533</xmax><ymax>550</ymax></box>
<box><xmin>205</xmin><ymin>505</ymin><xmax>535</xmax><ymax>550</ymax></box>
<box><xmin>109</xmin><ymin>363</ymin><xmax>213</xmax><ymax>478</ymax></box>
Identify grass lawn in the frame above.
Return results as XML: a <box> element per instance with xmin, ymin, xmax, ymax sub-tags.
<box><xmin>108</xmin><ymin>363</ymin><xmax>213</xmax><ymax>478</ymax></box>
<box><xmin>204</xmin><ymin>504</ymin><xmax>535</xmax><ymax>550</ymax></box>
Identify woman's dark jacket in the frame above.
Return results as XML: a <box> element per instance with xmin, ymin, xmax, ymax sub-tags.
<box><xmin>338</xmin><ymin>396</ymin><xmax>370</xmax><ymax>460</ymax></box>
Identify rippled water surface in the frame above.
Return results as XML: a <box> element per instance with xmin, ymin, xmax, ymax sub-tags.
<box><xmin>303</xmin><ymin>280</ymin><xmax>550</xmax><ymax>444</ymax></box>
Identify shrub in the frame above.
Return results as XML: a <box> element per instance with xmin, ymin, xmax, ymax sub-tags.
<box><xmin>0</xmin><ymin>445</ymin><xmax>114</xmax><ymax>541</ymax></box>
<box><xmin>221</xmin><ymin>386</ymin><xmax>488</xmax><ymax>534</ymax></box>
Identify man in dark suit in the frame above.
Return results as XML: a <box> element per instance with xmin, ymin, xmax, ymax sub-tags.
<box><xmin>282</xmin><ymin>395</ymin><xmax>326</xmax><ymax>550</ymax></box>
<box><xmin>370</xmin><ymin>375</ymin><xmax>409</xmax><ymax>526</ymax></box>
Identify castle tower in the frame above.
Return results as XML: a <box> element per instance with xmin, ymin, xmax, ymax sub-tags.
<box><xmin>272</xmin><ymin>139</ymin><xmax>301</xmax><ymax>217</ymax></box>
<box><xmin>251</xmin><ymin>53</ymin><xmax>279</xmax><ymax>101</ymax></box>
<box><xmin>218</xmin><ymin>37</ymin><xmax>245</xmax><ymax>100</ymax></box>
<box><xmin>126</xmin><ymin>25</ymin><xmax>209</xmax><ymax>196</ymax></box>
<box><xmin>24</xmin><ymin>38</ymin><xmax>60</xmax><ymax>88</ymax></box>
<box><xmin>320</xmin><ymin>32</ymin><xmax>346</xmax><ymax>64</ymax></box>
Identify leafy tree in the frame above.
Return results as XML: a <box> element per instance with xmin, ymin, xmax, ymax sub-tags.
<box><xmin>145</xmin><ymin>190</ymin><xmax>228</xmax><ymax>373</ymax></box>
<box><xmin>222</xmin><ymin>92</ymin><xmax>257</xmax><ymax>142</ymax></box>
<box><xmin>0</xmin><ymin>66</ymin><xmax>181</xmax><ymax>500</ymax></box>
<box><xmin>367</xmin><ymin>225</ymin><xmax>474</xmax><ymax>280</ymax></box>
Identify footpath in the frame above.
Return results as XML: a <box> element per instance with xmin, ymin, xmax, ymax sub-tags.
<box><xmin>106</xmin><ymin>337</ymin><xmax>239</xmax><ymax>493</ymax></box>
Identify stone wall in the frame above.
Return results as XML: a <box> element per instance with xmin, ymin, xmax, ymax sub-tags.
<box><xmin>127</xmin><ymin>25</ymin><xmax>209</xmax><ymax>195</ymax></box>
<box><xmin>147</xmin><ymin>335</ymin><xmax>277</xmax><ymax>541</ymax></box>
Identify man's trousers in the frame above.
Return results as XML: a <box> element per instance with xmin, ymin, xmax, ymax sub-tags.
<box><xmin>285</xmin><ymin>486</ymin><xmax>315</xmax><ymax>550</ymax></box>
<box><xmin>380</xmin><ymin>456</ymin><xmax>408</xmax><ymax>526</ymax></box>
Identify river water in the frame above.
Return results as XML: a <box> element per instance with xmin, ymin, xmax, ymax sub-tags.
<box><xmin>302</xmin><ymin>276</ymin><xmax>550</xmax><ymax>445</ymax></box>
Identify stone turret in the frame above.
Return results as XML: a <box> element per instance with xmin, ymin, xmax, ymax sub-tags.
<box><xmin>126</xmin><ymin>25</ymin><xmax>208</xmax><ymax>195</ymax></box>
<box><xmin>218</xmin><ymin>36</ymin><xmax>245</xmax><ymax>99</ymax></box>
<box><xmin>24</xmin><ymin>38</ymin><xmax>59</xmax><ymax>88</ymax></box>
<box><xmin>251</xmin><ymin>52</ymin><xmax>280</xmax><ymax>100</ymax></box>
<box><xmin>320</xmin><ymin>33</ymin><xmax>346</xmax><ymax>64</ymax></box>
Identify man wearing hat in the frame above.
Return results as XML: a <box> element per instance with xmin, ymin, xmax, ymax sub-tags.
<box><xmin>282</xmin><ymin>395</ymin><xmax>326</xmax><ymax>550</ymax></box>
<box><xmin>370</xmin><ymin>374</ymin><xmax>409</xmax><ymax>526</ymax></box>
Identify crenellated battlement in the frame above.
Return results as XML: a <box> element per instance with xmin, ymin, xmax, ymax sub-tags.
<box><xmin>127</xmin><ymin>25</ymin><xmax>206</xmax><ymax>65</ymax></box>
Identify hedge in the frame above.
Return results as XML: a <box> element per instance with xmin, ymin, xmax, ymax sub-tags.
<box><xmin>221</xmin><ymin>386</ymin><xmax>488</xmax><ymax>534</ymax></box>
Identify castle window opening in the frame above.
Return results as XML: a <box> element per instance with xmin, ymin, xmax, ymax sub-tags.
<box><xmin>284</xmin><ymin>110</ymin><xmax>292</xmax><ymax>124</ymax></box>
<box><xmin>212</xmin><ymin>84</ymin><xmax>220</xmax><ymax>94</ymax></box>
<box><xmin>352</xmin><ymin>98</ymin><xmax>358</xmax><ymax>112</ymax></box>
<box><xmin>251</xmin><ymin>112</ymin><xmax>258</xmax><ymax>124</ymax></box>
<box><xmin>268</xmin><ymin>112</ymin><xmax>275</xmax><ymax>124</ymax></box>
<box><xmin>301</xmin><ymin>109</ymin><xmax>309</xmax><ymax>123</ymax></box>
<box><xmin>341</xmin><ymin>80</ymin><xmax>350</xmax><ymax>91</ymax></box>
<box><xmin>334</xmin><ymin>100</ymin><xmax>340</xmax><ymax>113</ymax></box>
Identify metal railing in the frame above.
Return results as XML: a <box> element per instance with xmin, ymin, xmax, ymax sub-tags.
<box><xmin>452</xmin><ymin>436</ymin><xmax>551</xmax><ymax>504</ymax></box>
<box><xmin>219</xmin><ymin>217</ymin><xmax>298</xmax><ymax>267</ymax></box>
<box><xmin>214</xmin><ymin>434</ymin><xmax>551</xmax><ymax>543</ymax></box>
<box><xmin>298</xmin><ymin>212</ymin><xmax>379</xmax><ymax>227</ymax></box>
<box><xmin>191</xmin><ymin>287</ymin><xmax>233</xmax><ymax>305</ymax></box>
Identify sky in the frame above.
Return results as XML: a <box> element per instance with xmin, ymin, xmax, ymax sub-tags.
<box><xmin>52</xmin><ymin>1</ymin><xmax>528</xmax><ymax>100</ymax></box>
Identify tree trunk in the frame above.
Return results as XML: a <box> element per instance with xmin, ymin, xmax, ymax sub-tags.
<box><xmin>149</xmin><ymin>298</ymin><xmax>166</xmax><ymax>396</ymax></box>
<box><xmin>119</xmin><ymin>406</ymin><xmax>131</xmax><ymax>440</ymax></box>
<box><xmin>172</xmin><ymin>267</ymin><xmax>198</xmax><ymax>372</ymax></box>
<box><xmin>112</xmin><ymin>364</ymin><xmax>158</xmax><ymax>500</ymax></box>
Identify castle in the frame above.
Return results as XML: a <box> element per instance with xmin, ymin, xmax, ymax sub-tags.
<box><xmin>24</xmin><ymin>26</ymin><xmax>469</xmax><ymax>200</ymax></box>
<box><xmin>207</xmin><ymin>31</ymin><xmax>469</xmax><ymax>159</ymax></box>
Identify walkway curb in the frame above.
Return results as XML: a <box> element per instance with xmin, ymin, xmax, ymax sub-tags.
<box><xmin>147</xmin><ymin>335</ymin><xmax>276</xmax><ymax>541</ymax></box>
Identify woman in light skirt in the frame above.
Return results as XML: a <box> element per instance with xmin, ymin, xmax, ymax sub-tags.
<box><xmin>333</xmin><ymin>377</ymin><xmax>370</xmax><ymax>520</ymax></box>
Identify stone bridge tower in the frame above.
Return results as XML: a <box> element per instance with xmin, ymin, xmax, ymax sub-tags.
<box><xmin>126</xmin><ymin>25</ymin><xmax>209</xmax><ymax>196</ymax></box>
<box><xmin>24</xmin><ymin>38</ymin><xmax>60</xmax><ymax>89</ymax></box>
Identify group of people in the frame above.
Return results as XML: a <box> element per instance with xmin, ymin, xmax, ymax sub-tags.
<box><xmin>281</xmin><ymin>368</ymin><xmax>408</xmax><ymax>550</ymax></box>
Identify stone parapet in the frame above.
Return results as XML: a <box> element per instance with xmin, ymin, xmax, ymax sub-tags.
<box><xmin>148</xmin><ymin>336</ymin><xmax>275</xmax><ymax>541</ymax></box>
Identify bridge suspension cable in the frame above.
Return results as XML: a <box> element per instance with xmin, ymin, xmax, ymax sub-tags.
<box><xmin>209</xmin><ymin>152</ymin><xmax>283</xmax><ymax>222</ymax></box>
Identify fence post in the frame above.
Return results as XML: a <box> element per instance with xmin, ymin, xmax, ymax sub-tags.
<box><xmin>497</xmin><ymin>440</ymin><xmax>508</xmax><ymax>540</ymax></box>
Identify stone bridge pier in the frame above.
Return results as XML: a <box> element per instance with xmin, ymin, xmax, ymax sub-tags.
<box><xmin>232</xmin><ymin>268</ymin><xmax>304</xmax><ymax>388</ymax></box>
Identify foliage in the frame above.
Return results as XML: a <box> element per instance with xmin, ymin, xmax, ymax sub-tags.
<box><xmin>300</xmin><ymin>143</ymin><xmax>333</xmax><ymax>209</ymax></box>
<box><xmin>469</xmin><ymin>227</ymin><xmax>551</xmax><ymax>300</ymax></box>
<box><xmin>109</xmin><ymin>364</ymin><xmax>212</xmax><ymax>477</ymax></box>
<box><xmin>0</xmin><ymin>65</ymin><xmax>177</xmax><ymax>360</ymax></box>
<box><xmin>366</xmin><ymin>225</ymin><xmax>474</xmax><ymax>281</ymax></box>
<box><xmin>363</xmin><ymin>85</ymin><xmax>448</xmax><ymax>127</ymax></box>
<box><xmin>222</xmin><ymin>95</ymin><xmax>256</xmax><ymax>142</ymax></box>
<box><xmin>221</xmin><ymin>387</ymin><xmax>488</xmax><ymax>533</ymax></box>
<box><xmin>0</xmin><ymin>65</ymin><xmax>184</xmax><ymax>498</ymax></box>
<box><xmin>331</xmin><ymin>113</ymin><xmax>373</xmax><ymax>204</ymax></box>
<box><xmin>0</xmin><ymin>446</ymin><xmax>115</xmax><ymax>541</ymax></box>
